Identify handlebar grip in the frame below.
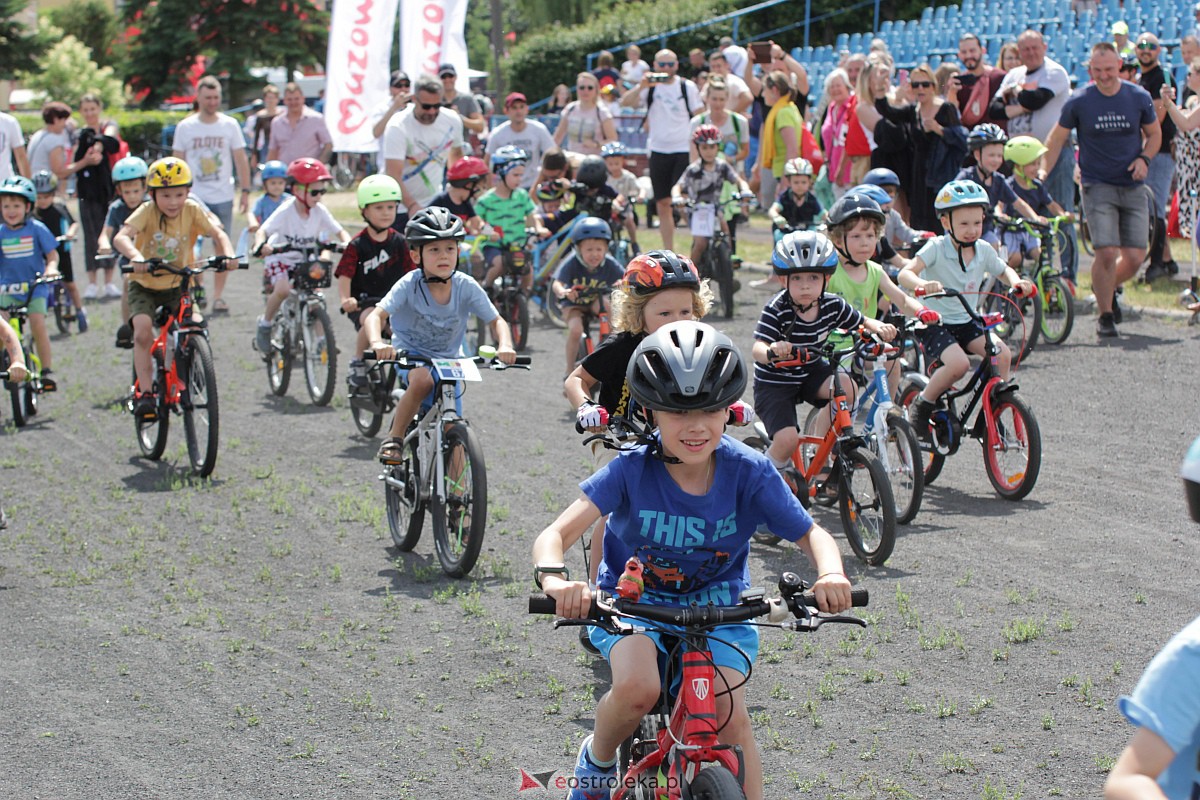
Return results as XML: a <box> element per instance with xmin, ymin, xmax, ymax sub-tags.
<box><xmin>120</xmin><ymin>264</ymin><xmax>133</xmax><ymax>274</ymax></box>
<box><xmin>363</xmin><ymin>350</ymin><xmax>376</xmax><ymax>360</ymax></box>
<box><xmin>529</xmin><ymin>595</ymin><xmax>559</xmax><ymax>615</ymax></box>
<box><xmin>913</xmin><ymin>286</ymin><xmax>926</xmax><ymax>298</ymax></box>
<box><xmin>514</xmin><ymin>356</ymin><xmax>532</xmax><ymax>366</ymax></box>
<box><xmin>801</xmin><ymin>588</ymin><xmax>870</xmax><ymax>608</ymax></box>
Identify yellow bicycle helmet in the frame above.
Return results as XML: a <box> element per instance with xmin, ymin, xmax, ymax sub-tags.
<box><xmin>147</xmin><ymin>157</ymin><xmax>193</xmax><ymax>189</ymax></box>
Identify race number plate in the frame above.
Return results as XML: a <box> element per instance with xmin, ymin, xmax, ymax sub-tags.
<box><xmin>432</xmin><ymin>358</ymin><xmax>482</xmax><ymax>382</ymax></box>
<box><xmin>690</xmin><ymin>204</ymin><xmax>716</xmax><ymax>238</ymax></box>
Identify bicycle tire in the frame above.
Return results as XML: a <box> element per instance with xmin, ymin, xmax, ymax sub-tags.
<box><xmin>331</xmin><ymin>153</ymin><xmax>355</xmax><ymax>191</ymax></box>
<box><xmin>266</xmin><ymin>319</ymin><xmax>292</xmax><ymax>396</ymax></box>
<box><xmin>1078</xmin><ymin>211</ymin><xmax>1094</xmax><ymax>255</ymax></box>
<box><xmin>617</xmin><ymin>714</ymin><xmax>664</xmax><ymax>780</ymax></box>
<box><xmin>1050</xmin><ymin>229</ymin><xmax>1072</xmax><ymax>281</ymax></box>
<box><xmin>881</xmin><ymin>416</ymin><xmax>924</xmax><ymax>525</ymax></box>
<box><xmin>688</xmin><ymin>764</ymin><xmax>746</xmax><ymax>800</ymax></box>
<box><xmin>508</xmin><ymin>291</ymin><xmax>530</xmax><ymax>352</ymax></box>
<box><xmin>983</xmin><ymin>390</ymin><xmax>1041</xmax><ymax>501</ymax></box>
<box><xmin>350</xmin><ymin>388</ymin><xmax>385</xmax><ymax>438</ymax></box>
<box><xmin>543</xmin><ymin>283</ymin><xmax>568</xmax><ymax>329</ymax></box>
<box><xmin>711</xmin><ymin>239</ymin><xmax>735</xmax><ymax>319</ymax></box>
<box><xmin>432</xmin><ymin>421</ymin><xmax>487</xmax><ymax>578</ymax></box>
<box><xmin>53</xmin><ymin>285</ymin><xmax>69</xmax><ymax>335</ymax></box>
<box><xmin>1</xmin><ymin>351</ymin><xmax>24</xmax><ymax>427</ymax></box>
<box><xmin>135</xmin><ymin>354</ymin><xmax>169</xmax><ymax>460</ymax></box>
<box><xmin>742</xmin><ymin>435</ymin><xmax>785</xmax><ymax>545</ymax></box>
<box><xmin>1038</xmin><ymin>274</ymin><xmax>1075</xmax><ymax>345</ymax></box>
<box><xmin>21</xmin><ymin>379</ymin><xmax>37</xmax><ymax>419</ymax></box>
<box><xmin>981</xmin><ymin>289</ymin><xmax>1038</xmax><ymax>364</ymax></box>
<box><xmin>385</xmin><ymin>438</ymin><xmax>425</xmax><ymax>550</ymax></box>
<box><xmin>896</xmin><ymin>379</ymin><xmax>946</xmax><ymax>485</ymax></box>
<box><xmin>837</xmin><ymin>446</ymin><xmax>896</xmax><ymax>566</ymax></box>
<box><xmin>301</xmin><ymin>304</ymin><xmax>337</xmax><ymax>406</ymax></box>
<box><xmin>181</xmin><ymin>335</ymin><xmax>220</xmax><ymax>477</ymax></box>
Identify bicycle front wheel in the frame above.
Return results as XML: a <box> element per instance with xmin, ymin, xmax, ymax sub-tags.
<box><xmin>507</xmin><ymin>291</ymin><xmax>530</xmax><ymax>352</ymax></box>
<box><xmin>711</xmin><ymin>239</ymin><xmax>735</xmax><ymax>319</ymax></box>
<box><xmin>1039</xmin><ymin>274</ymin><xmax>1075</xmax><ymax>345</ymax></box>
<box><xmin>301</xmin><ymin>305</ymin><xmax>336</xmax><ymax>406</ymax></box>
<box><xmin>896</xmin><ymin>379</ymin><xmax>945</xmax><ymax>485</ymax></box>
<box><xmin>2</xmin><ymin>351</ymin><xmax>25</xmax><ymax>427</ymax></box>
<box><xmin>881</xmin><ymin>416</ymin><xmax>924</xmax><ymax>525</ymax></box>
<box><xmin>135</xmin><ymin>356</ymin><xmax>169</xmax><ymax>460</ymax></box>
<box><xmin>687</xmin><ymin>764</ymin><xmax>746</xmax><ymax>800</ymax></box>
<box><xmin>385</xmin><ymin>438</ymin><xmax>425</xmax><ymax>550</ymax></box>
<box><xmin>837</xmin><ymin>447</ymin><xmax>896</xmax><ymax>566</ymax></box>
<box><xmin>432</xmin><ymin>422</ymin><xmax>487</xmax><ymax>578</ymax></box>
<box><xmin>53</xmin><ymin>286</ymin><xmax>70</xmax><ymax>335</ymax></box>
<box><xmin>266</xmin><ymin>320</ymin><xmax>292</xmax><ymax>396</ymax></box>
<box><xmin>983</xmin><ymin>390</ymin><xmax>1041</xmax><ymax>500</ymax></box>
<box><xmin>982</xmin><ymin>289</ymin><xmax>1038</xmax><ymax>363</ymax></box>
<box><xmin>543</xmin><ymin>283</ymin><xmax>568</xmax><ymax>329</ymax></box>
<box><xmin>181</xmin><ymin>336</ymin><xmax>220</xmax><ymax>477</ymax></box>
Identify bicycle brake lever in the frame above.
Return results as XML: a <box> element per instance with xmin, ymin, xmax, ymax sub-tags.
<box><xmin>789</xmin><ymin>613</ymin><xmax>867</xmax><ymax>632</ymax></box>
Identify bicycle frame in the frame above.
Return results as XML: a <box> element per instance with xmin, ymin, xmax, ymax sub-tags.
<box><xmin>0</xmin><ymin>277</ymin><xmax>58</xmax><ymax>377</ymax></box>
<box><xmin>130</xmin><ymin>264</ymin><xmax>215</xmax><ymax>398</ymax></box>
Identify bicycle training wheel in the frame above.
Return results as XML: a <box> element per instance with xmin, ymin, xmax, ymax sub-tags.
<box><xmin>880</xmin><ymin>416</ymin><xmax>924</xmax><ymax>525</ymax></box>
<box><xmin>181</xmin><ymin>335</ymin><xmax>220</xmax><ymax>477</ymax></box>
<box><xmin>266</xmin><ymin>321</ymin><xmax>292</xmax><ymax>396</ymax></box>
<box><xmin>385</xmin><ymin>438</ymin><xmax>425</xmax><ymax>550</ymax></box>
<box><xmin>301</xmin><ymin>305</ymin><xmax>336</xmax><ymax>406</ymax></box>
<box><xmin>895</xmin><ymin>379</ymin><xmax>945</xmax><ymax>486</ymax></box>
<box><xmin>983</xmin><ymin>390</ymin><xmax>1041</xmax><ymax>501</ymax></box>
<box><xmin>135</xmin><ymin>355</ymin><xmax>169</xmax><ymax>460</ymax></box>
<box><xmin>687</xmin><ymin>764</ymin><xmax>746</xmax><ymax>800</ymax></box>
<box><xmin>711</xmin><ymin>239</ymin><xmax>736</xmax><ymax>319</ymax></box>
<box><xmin>1038</xmin><ymin>274</ymin><xmax>1075</xmax><ymax>345</ymax></box>
<box><xmin>432</xmin><ymin>421</ymin><xmax>487</xmax><ymax>578</ymax></box>
<box><xmin>836</xmin><ymin>447</ymin><xmax>896</xmax><ymax>566</ymax></box>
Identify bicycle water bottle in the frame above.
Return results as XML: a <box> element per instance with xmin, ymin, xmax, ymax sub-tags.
<box><xmin>1182</xmin><ymin>435</ymin><xmax>1200</xmax><ymax>523</ymax></box>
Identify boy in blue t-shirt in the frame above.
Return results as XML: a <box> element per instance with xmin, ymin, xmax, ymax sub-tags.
<box><xmin>898</xmin><ymin>180</ymin><xmax>1034</xmax><ymax>438</ymax></box>
<box><xmin>957</xmin><ymin>124</ymin><xmax>1043</xmax><ymax>247</ymax></box>
<box><xmin>1002</xmin><ymin>135</ymin><xmax>1074</xmax><ymax>275</ymax></box>
<box><xmin>550</xmin><ymin>216</ymin><xmax>624</xmax><ymax>379</ymax></box>
<box><xmin>1106</xmin><ymin>613</ymin><xmax>1200</xmax><ymax>800</ymax></box>
<box><xmin>100</xmin><ymin>156</ymin><xmax>151</xmax><ymax>349</ymax></box>
<box><xmin>533</xmin><ymin>321</ymin><xmax>854</xmax><ymax>800</ymax></box>
<box><xmin>244</xmin><ymin>159</ymin><xmax>288</xmax><ymax>256</ymax></box>
<box><xmin>0</xmin><ymin>176</ymin><xmax>61</xmax><ymax>390</ymax></box>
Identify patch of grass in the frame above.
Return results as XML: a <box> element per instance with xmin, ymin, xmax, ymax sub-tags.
<box><xmin>1095</xmin><ymin>754</ymin><xmax>1117</xmax><ymax>773</ymax></box>
<box><xmin>940</xmin><ymin>752</ymin><xmax>975</xmax><ymax>774</ymax></box>
<box><xmin>934</xmin><ymin>695</ymin><xmax>958</xmax><ymax>718</ymax></box>
<box><xmin>1056</xmin><ymin>612</ymin><xmax>1077</xmax><ymax>632</ymax></box>
<box><xmin>968</xmin><ymin>697</ymin><xmax>994</xmax><ymax>716</ymax></box>
<box><xmin>979</xmin><ymin>776</ymin><xmax>1023</xmax><ymax>800</ymax></box>
<box><xmin>1002</xmin><ymin>617</ymin><xmax>1045</xmax><ymax>644</ymax></box>
<box><xmin>1041</xmin><ymin>714</ymin><xmax>1055</xmax><ymax>731</ymax></box>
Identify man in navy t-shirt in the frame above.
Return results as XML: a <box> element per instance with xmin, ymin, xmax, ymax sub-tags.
<box><xmin>1043</xmin><ymin>42</ymin><xmax>1160</xmax><ymax>338</ymax></box>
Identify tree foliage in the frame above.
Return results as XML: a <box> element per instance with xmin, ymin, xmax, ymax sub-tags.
<box><xmin>18</xmin><ymin>33</ymin><xmax>126</xmax><ymax>109</ymax></box>
<box><xmin>0</xmin><ymin>0</ymin><xmax>49</xmax><ymax>79</ymax></box>
<box><xmin>44</xmin><ymin>0</ymin><xmax>121</xmax><ymax>70</ymax></box>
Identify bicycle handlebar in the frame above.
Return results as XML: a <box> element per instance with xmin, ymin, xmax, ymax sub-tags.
<box><xmin>254</xmin><ymin>241</ymin><xmax>347</xmax><ymax>258</ymax></box>
<box><xmin>0</xmin><ymin>275</ymin><xmax>63</xmax><ymax>307</ymax></box>
<box><xmin>120</xmin><ymin>255</ymin><xmax>248</xmax><ymax>275</ymax></box>
<box><xmin>363</xmin><ymin>349</ymin><xmax>533</xmax><ymax>369</ymax></box>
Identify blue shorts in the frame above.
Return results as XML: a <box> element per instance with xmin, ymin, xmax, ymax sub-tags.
<box><xmin>1001</xmin><ymin>230</ymin><xmax>1039</xmax><ymax>261</ymax></box>
<box><xmin>397</xmin><ymin>354</ymin><xmax>464</xmax><ymax>416</ymax></box>
<box><xmin>587</xmin><ymin>621</ymin><xmax>759</xmax><ymax>683</ymax></box>
<box><xmin>916</xmin><ymin>319</ymin><xmax>986</xmax><ymax>362</ymax></box>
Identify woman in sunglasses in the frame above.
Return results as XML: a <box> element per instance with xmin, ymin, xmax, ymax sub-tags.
<box><xmin>874</xmin><ymin>63</ymin><xmax>969</xmax><ymax>231</ymax></box>
<box><xmin>553</xmin><ymin>72</ymin><xmax>619</xmax><ymax>157</ymax></box>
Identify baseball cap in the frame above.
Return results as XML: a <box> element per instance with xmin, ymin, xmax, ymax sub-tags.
<box><xmin>1112</xmin><ymin>20</ymin><xmax>1129</xmax><ymax>35</ymax></box>
<box><xmin>504</xmin><ymin>92</ymin><xmax>527</xmax><ymax>108</ymax></box>
<box><xmin>438</xmin><ymin>63</ymin><xmax>457</xmax><ymax>77</ymax></box>
<box><xmin>389</xmin><ymin>70</ymin><xmax>410</xmax><ymax>88</ymax></box>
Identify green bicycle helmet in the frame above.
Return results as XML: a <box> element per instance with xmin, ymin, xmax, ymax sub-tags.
<box><xmin>1004</xmin><ymin>135</ymin><xmax>1049</xmax><ymax>167</ymax></box>
<box><xmin>357</xmin><ymin>174</ymin><xmax>402</xmax><ymax>209</ymax></box>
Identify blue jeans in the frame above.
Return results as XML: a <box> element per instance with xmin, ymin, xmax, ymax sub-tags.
<box><xmin>1145</xmin><ymin>152</ymin><xmax>1175</xmax><ymax>218</ymax></box>
<box><xmin>1044</xmin><ymin>145</ymin><xmax>1078</xmax><ymax>281</ymax></box>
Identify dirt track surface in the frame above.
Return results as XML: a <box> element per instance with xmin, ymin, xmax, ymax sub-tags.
<box><xmin>1</xmin><ymin>256</ymin><xmax>1197</xmax><ymax>800</ymax></box>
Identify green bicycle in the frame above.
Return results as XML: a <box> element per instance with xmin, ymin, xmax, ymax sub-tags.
<box><xmin>996</xmin><ymin>214</ymin><xmax>1075</xmax><ymax>347</ymax></box>
<box><xmin>1</xmin><ymin>275</ymin><xmax>60</xmax><ymax>427</ymax></box>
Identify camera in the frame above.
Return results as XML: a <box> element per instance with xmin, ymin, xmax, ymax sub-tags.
<box><xmin>957</xmin><ymin>72</ymin><xmax>980</xmax><ymax>87</ymax></box>
<box><xmin>648</xmin><ymin>73</ymin><xmax>669</xmax><ymax>84</ymax></box>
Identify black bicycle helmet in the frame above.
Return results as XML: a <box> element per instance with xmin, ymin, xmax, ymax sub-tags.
<box><xmin>967</xmin><ymin>122</ymin><xmax>1007</xmax><ymax>150</ymax></box>
<box><xmin>575</xmin><ymin>155</ymin><xmax>608</xmax><ymax>190</ymax></box>
<box><xmin>405</xmin><ymin>206</ymin><xmax>465</xmax><ymax>245</ymax></box>
<box><xmin>621</xmin><ymin>250</ymin><xmax>701</xmax><ymax>295</ymax></box>
<box><xmin>771</xmin><ymin>231</ymin><xmax>839</xmax><ymax>276</ymax></box>
<box><xmin>626</xmin><ymin>321</ymin><xmax>748</xmax><ymax>412</ymax></box>
<box><xmin>827</xmin><ymin>192</ymin><xmax>886</xmax><ymax>227</ymax></box>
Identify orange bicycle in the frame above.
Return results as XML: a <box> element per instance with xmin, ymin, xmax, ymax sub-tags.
<box><xmin>123</xmin><ymin>255</ymin><xmax>247</xmax><ymax>477</ymax></box>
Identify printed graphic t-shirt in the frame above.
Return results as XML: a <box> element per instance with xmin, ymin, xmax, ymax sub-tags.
<box><xmin>172</xmin><ymin>114</ymin><xmax>245</xmax><ymax>204</ymax></box>
<box><xmin>378</xmin><ymin>269</ymin><xmax>498</xmax><ymax>358</ymax></box>
<box><xmin>123</xmin><ymin>199</ymin><xmax>217</xmax><ymax>291</ymax></box>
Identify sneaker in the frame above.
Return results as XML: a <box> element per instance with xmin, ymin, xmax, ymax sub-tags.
<box><xmin>1096</xmin><ymin>312</ymin><xmax>1119</xmax><ymax>338</ymax></box>
<box><xmin>569</xmin><ymin>735</ymin><xmax>617</xmax><ymax>800</ymax></box>
<box><xmin>82</xmin><ymin>283</ymin><xmax>98</xmax><ymax>300</ymax></box>
<box><xmin>908</xmin><ymin>397</ymin><xmax>935</xmax><ymax>442</ymax></box>
<box><xmin>1143</xmin><ymin>262</ymin><xmax>1168</xmax><ymax>283</ymax></box>
<box><xmin>1166</xmin><ymin>260</ymin><xmax>1180</xmax><ymax>276</ymax></box>
<box><xmin>104</xmin><ymin>282</ymin><xmax>121</xmax><ymax>298</ymax></box>
<box><xmin>347</xmin><ymin>358</ymin><xmax>368</xmax><ymax>388</ymax></box>
<box><xmin>1111</xmin><ymin>291</ymin><xmax>1123</xmax><ymax>325</ymax></box>
<box><xmin>76</xmin><ymin>307</ymin><xmax>88</xmax><ymax>333</ymax></box>
<box><xmin>115</xmin><ymin>322</ymin><xmax>133</xmax><ymax>349</ymax></box>
<box><xmin>132</xmin><ymin>391</ymin><xmax>157</xmax><ymax>419</ymax></box>
<box><xmin>254</xmin><ymin>320</ymin><xmax>273</xmax><ymax>354</ymax></box>
<box><xmin>39</xmin><ymin>370</ymin><xmax>56</xmax><ymax>393</ymax></box>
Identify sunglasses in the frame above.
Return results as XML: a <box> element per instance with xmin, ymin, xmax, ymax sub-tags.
<box><xmin>577</xmin><ymin>84</ymin><xmax>596</xmax><ymax>91</ymax></box>
<box><xmin>306</xmin><ymin>189</ymin><xmax>328</xmax><ymax>196</ymax></box>
<box><xmin>910</xmin><ymin>80</ymin><xmax>934</xmax><ymax>88</ymax></box>
<box><xmin>395</xmin><ymin>82</ymin><xmax>411</xmax><ymax>89</ymax></box>
<box><xmin>1136</xmin><ymin>42</ymin><xmax>1158</xmax><ymax>50</ymax></box>
<box><xmin>419</xmin><ymin>102</ymin><xmax>441</xmax><ymax>110</ymax></box>
<box><xmin>656</xmin><ymin>61</ymin><xmax>677</xmax><ymax>67</ymax></box>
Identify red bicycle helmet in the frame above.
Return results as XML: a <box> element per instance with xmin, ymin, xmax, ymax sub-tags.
<box><xmin>287</xmin><ymin>157</ymin><xmax>332</xmax><ymax>185</ymax></box>
<box><xmin>692</xmin><ymin>124</ymin><xmax>722</xmax><ymax>146</ymax></box>
<box><xmin>447</xmin><ymin>156</ymin><xmax>488</xmax><ymax>185</ymax></box>
<box><xmin>621</xmin><ymin>250</ymin><xmax>700</xmax><ymax>296</ymax></box>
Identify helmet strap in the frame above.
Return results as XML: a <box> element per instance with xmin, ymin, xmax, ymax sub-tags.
<box><xmin>834</xmin><ymin>242</ymin><xmax>864</xmax><ymax>268</ymax></box>
<box><xmin>418</xmin><ymin>242</ymin><xmax>458</xmax><ymax>283</ymax></box>
<box><xmin>944</xmin><ymin>209</ymin><xmax>971</xmax><ymax>271</ymax></box>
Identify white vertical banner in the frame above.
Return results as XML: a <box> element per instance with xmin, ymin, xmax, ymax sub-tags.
<box><xmin>399</xmin><ymin>0</ymin><xmax>470</xmax><ymax>92</ymax></box>
<box><xmin>324</xmin><ymin>0</ymin><xmax>401</xmax><ymax>153</ymax></box>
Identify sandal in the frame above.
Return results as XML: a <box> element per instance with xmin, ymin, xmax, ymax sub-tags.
<box><xmin>212</xmin><ymin>298</ymin><xmax>230</xmax><ymax>315</ymax></box>
<box><xmin>377</xmin><ymin>437</ymin><xmax>405</xmax><ymax>464</ymax></box>
<box><xmin>813</xmin><ymin>469</ymin><xmax>839</xmax><ymax>506</ymax></box>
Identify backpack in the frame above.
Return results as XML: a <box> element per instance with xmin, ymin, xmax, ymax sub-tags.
<box><xmin>642</xmin><ymin>80</ymin><xmax>694</xmax><ymax>130</ymax></box>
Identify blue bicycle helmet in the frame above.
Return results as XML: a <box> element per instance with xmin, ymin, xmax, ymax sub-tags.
<box><xmin>772</xmin><ymin>230</ymin><xmax>839</xmax><ymax>276</ymax></box>
<box><xmin>934</xmin><ymin>179</ymin><xmax>990</xmax><ymax>212</ymax></box>
<box><xmin>491</xmin><ymin>145</ymin><xmax>529</xmax><ymax>177</ymax></box>
<box><xmin>32</xmin><ymin>170</ymin><xmax>58</xmax><ymax>194</ymax></box>
<box><xmin>260</xmin><ymin>160</ymin><xmax>288</xmax><ymax>181</ymax></box>
<box><xmin>863</xmin><ymin>167</ymin><xmax>900</xmax><ymax>188</ymax></box>
<box><xmin>847</xmin><ymin>184</ymin><xmax>891</xmax><ymax>209</ymax></box>
<box><xmin>571</xmin><ymin>216</ymin><xmax>612</xmax><ymax>243</ymax></box>
<box><xmin>111</xmin><ymin>156</ymin><xmax>149</xmax><ymax>183</ymax></box>
<box><xmin>600</xmin><ymin>141</ymin><xmax>626</xmax><ymax>157</ymax></box>
<box><xmin>0</xmin><ymin>176</ymin><xmax>36</xmax><ymax>204</ymax></box>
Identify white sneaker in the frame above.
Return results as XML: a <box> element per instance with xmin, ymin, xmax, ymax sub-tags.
<box><xmin>104</xmin><ymin>282</ymin><xmax>121</xmax><ymax>298</ymax></box>
<box><xmin>83</xmin><ymin>284</ymin><xmax>98</xmax><ymax>299</ymax></box>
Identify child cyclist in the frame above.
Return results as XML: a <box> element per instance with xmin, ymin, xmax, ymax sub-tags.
<box><xmin>1002</xmin><ymin>135</ymin><xmax>1074</xmax><ymax>276</ymax></box>
<box><xmin>363</xmin><ymin>207</ymin><xmax>517</xmax><ymax>464</ymax></box>
<box><xmin>100</xmin><ymin>156</ymin><xmax>150</xmax><ymax>349</ymax></box>
<box><xmin>32</xmin><ymin>171</ymin><xmax>84</xmax><ymax>332</ymax></box>
<box><xmin>671</xmin><ymin>125</ymin><xmax>753</xmax><ymax>285</ymax></box>
<box><xmin>551</xmin><ymin>216</ymin><xmax>624</xmax><ymax>380</ymax></box>
<box><xmin>863</xmin><ymin>167</ymin><xmax>928</xmax><ymax>251</ymax></box>
<box><xmin>338</xmin><ymin>174</ymin><xmax>414</xmax><ymax>388</ymax></box>
<box><xmin>752</xmin><ymin>231</ymin><xmax>898</xmax><ymax>483</ymax></box>
<box><xmin>0</xmin><ymin>176</ymin><xmax>60</xmax><ymax>391</ymax></box>
<box><xmin>601</xmin><ymin>141</ymin><xmax>642</xmax><ymax>251</ymax></box>
<box><xmin>898</xmin><ymin>180</ymin><xmax>1035</xmax><ymax>439</ymax></box>
<box><xmin>476</xmin><ymin>146</ymin><xmax>549</xmax><ymax>292</ymax></box>
<box><xmin>957</xmin><ymin>124</ymin><xmax>1043</xmax><ymax>247</ymax></box>
<box><xmin>430</xmin><ymin>156</ymin><xmax>488</xmax><ymax>235</ymax></box>
<box><xmin>245</xmin><ymin>160</ymin><xmax>289</xmax><ymax>242</ymax></box>
<box><xmin>251</xmin><ymin>157</ymin><xmax>351</xmax><ymax>356</ymax></box>
<box><xmin>535</xmin><ymin>320</ymin><xmax>853</xmax><ymax>800</ymax></box>
<box><xmin>768</xmin><ymin>157</ymin><xmax>823</xmax><ymax>242</ymax></box>
<box><xmin>112</xmin><ymin>158</ymin><xmax>235</xmax><ymax>419</ymax></box>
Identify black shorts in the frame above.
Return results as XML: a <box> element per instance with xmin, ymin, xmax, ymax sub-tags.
<box><xmin>753</xmin><ymin>360</ymin><xmax>837</xmax><ymax>438</ymax></box>
<box><xmin>916</xmin><ymin>320</ymin><xmax>986</xmax><ymax>362</ymax></box>
<box><xmin>649</xmin><ymin>152</ymin><xmax>691</xmax><ymax>202</ymax></box>
<box><xmin>58</xmin><ymin>250</ymin><xmax>75</xmax><ymax>284</ymax></box>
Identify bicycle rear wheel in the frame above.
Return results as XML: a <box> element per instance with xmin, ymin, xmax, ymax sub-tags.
<box><xmin>837</xmin><ymin>447</ymin><xmax>896</xmax><ymax>566</ymax></box>
<box><xmin>896</xmin><ymin>379</ymin><xmax>946</xmax><ymax>485</ymax></box>
<box><xmin>432</xmin><ymin>421</ymin><xmax>487</xmax><ymax>578</ymax></box>
<box><xmin>711</xmin><ymin>239</ymin><xmax>735</xmax><ymax>319</ymax></box>
<box><xmin>267</xmin><ymin>321</ymin><xmax>292</xmax><ymax>396</ymax></box>
<box><xmin>983</xmin><ymin>390</ymin><xmax>1041</xmax><ymax>500</ymax></box>
<box><xmin>53</xmin><ymin>285</ymin><xmax>70</xmax><ymax>335</ymax></box>
<box><xmin>181</xmin><ymin>336</ymin><xmax>220</xmax><ymax>477</ymax></box>
<box><xmin>134</xmin><ymin>356</ymin><xmax>169</xmax><ymax>460</ymax></box>
<box><xmin>688</xmin><ymin>764</ymin><xmax>746</xmax><ymax>800</ymax></box>
<box><xmin>507</xmin><ymin>291</ymin><xmax>530</xmax><ymax>352</ymax></box>
<box><xmin>301</xmin><ymin>305</ymin><xmax>336</xmax><ymax>406</ymax></box>
<box><xmin>1038</xmin><ymin>274</ymin><xmax>1075</xmax><ymax>345</ymax></box>
<box><xmin>880</xmin><ymin>416</ymin><xmax>923</xmax><ymax>525</ymax></box>
<box><xmin>385</xmin><ymin>438</ymin><xmax>425</xmax><ymax>550</ymax></box>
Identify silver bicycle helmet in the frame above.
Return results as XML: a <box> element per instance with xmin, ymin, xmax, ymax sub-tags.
<box><xmin>627</xmin><ymin>321</ymin><xmax>748</xmax><ymax>412</ymax></box>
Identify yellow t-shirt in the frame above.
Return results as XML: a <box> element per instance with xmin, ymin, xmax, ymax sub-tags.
<box><xmin>125</xmin><ymin>199</ymin><xmax>216</xmax><ymax>291</ymax></box>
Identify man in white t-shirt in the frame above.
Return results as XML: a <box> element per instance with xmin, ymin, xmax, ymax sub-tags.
<box><xmin>172</xmin><ymin>75</ymin><xmax>252</xmax><ymax>311</ymax></box>
<box><xmin>620</xmin><ymin>49</ymin><xmax>704</xmax><ymax>250</ymax></box>
<box><xmin>384</xmin><ymin>75</ymin><xmax>466</xmax><ymax>214</ymax></box>
<box><xmin>485</xmin><ymin>93</ymin><xmax>556</xmax><ymax>190</ymax></box>
<box><xmin>707</xmin><ymin>51</ymin><xmax>752</xmax><ymax>114</ymax></box>
<box><xmin>0</xmin><ymin>110</ymin><xmax>29</xmax><ymax>182</ymax></box>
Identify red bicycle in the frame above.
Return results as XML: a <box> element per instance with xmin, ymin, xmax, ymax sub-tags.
<box><xmin>122</xmin><ymin>255</ymin><xmax>247</xmax><ymax>477</ymax></box>
<box><xmin>530</xmin><ymin>566</ymin><xmax>867</xmax><ymax>799</ymax></box>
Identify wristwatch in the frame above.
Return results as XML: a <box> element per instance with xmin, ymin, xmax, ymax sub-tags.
<box><xmin>533</xmin><ymin>562</ymin><xmax>570</xmax><ymax>589</ymax></box>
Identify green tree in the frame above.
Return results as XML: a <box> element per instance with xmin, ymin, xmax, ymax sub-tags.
<box><xmin>45</xmin><ymin>0</ymin><xmax>121</xmax><ymax>70</ymax></box>
<box><xmin>18</xmin><ymin>34</ymin><xmax>125</xmax><ymax>108</ymax></box>
<box><xmin>0</xmin><ymin>0</ymin><xmax>49</xmax><ymax>79</ymax></box>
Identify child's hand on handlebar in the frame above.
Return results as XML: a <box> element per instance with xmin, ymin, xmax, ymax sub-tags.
<box><xmin>369</xmin><ymin>341</ymin><xmax>396</xmax><ymax>361</ymax></box>
<box><xmin>917</xmin><ymin>307</ymin><xmax>941</xmax><ymax>325</ymax></box>
<box><xmin>811</xmin><ymin>572</ymin><xmax>853</xmax><ymax>614</ymax></box>
<box><xmin>544</xmin><ymin>577</ymin><xmax>592</xmax><ymax>619</ymax></box>
<box><xmin>577</xmin><ymin>400</ymin><xmax>610</xmax><ymax>431</ymax></box>
<box><xmin>495</xmin><ymin>345</ymin><xmax>517</xmax><ymax>365</ymax></box>
<box><xmin>1011</xmin><ymin>279</ymin><xmax>1036</xmax><ymax>298</ymax></box>
<box><xmin>917</xmin><ymin>280</ymin><xmax>943</xmax><ymax>296</ymax></box>
<box><xmin>6</xmin><ymin>362</ymin><xmax>28</xmax><ymax>383</ymax></box>
<box><xmin>769</xmin><ymin>341</ymin><xmax>794</xmax><ymax>360</ymax></box>
<box><xmin>340</xmin><ymin>297</ymin><xmax>359</xmax><ymax>313</ymax></box>
<box><xmin>869</xmin><ymin>322</ymin><xmax>898</xmax><ymax>342</ymax></box>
